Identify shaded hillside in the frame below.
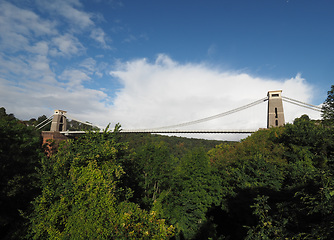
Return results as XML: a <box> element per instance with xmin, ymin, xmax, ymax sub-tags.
<box><xmin>119</xmin><ymin>133</ymin><xmax>233</xmax><ymax>157</ymax></box>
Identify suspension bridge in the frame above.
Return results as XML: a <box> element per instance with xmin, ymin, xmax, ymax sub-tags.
<box><xmin>39</xmin><ymin>90</ymin><xmax>322</xmax><ymax>139</ymax></box>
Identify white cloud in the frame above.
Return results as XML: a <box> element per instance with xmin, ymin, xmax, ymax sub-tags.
<box><xmin>80</xmin><ymin>58</ymin><xmax>97</xmax><ymax>72</ymax></box>
<box><xmin>50</xmin><ymin>34</ymin><xmax>86</xmax><ymax>57</ymax></box>
<box><xmin>0</xmin><ymin>1</ymin><xmax>57</xmax><ymax>53</ymax></box>
<box><xmin>108</xmin><ymin>54</ymin><xmax>321</xmax><ymax>140</ymax></box>
<box><xmin>36</xmin><ymin>0</ymin><xmax>111</xmax><ymax>48</ymax></box>
<box><xmin>59</xmin><ymin>69</ymin><xmax>91</xmax><ymax>87</ymax></box>
<box><xmin>36</xmin><ymin>0</ymin><xmax>94</xmax><ymax>30</ymax></box>
<box><xmin>79</xmin><ymin>58</ymin><xmax>106</xmax><ymax>78</ymax></box>
<box><xmin>90</xmin><ymin>28</ymin><xmax>111</xmax><ymax>49</ymax></box>
<box><xmin>0</xmin><ymin>51</ymin><xmax>321</xmax><ymax>141</ymax></box>
<box><xmin>123</xmin><ymin>33</ymin><xmax>149</xmax><ymax>43</ymax></box>
<box><xmin>0</xmin><ymin>2</ymin><xmax>56</xmax><ymax>36</ymax></box>
<box><xmin>27</xmin><ymin>41</ymin><xmax>49</xmax><ymax>55</ymax></box>
<box><xmin>0</xmin><ymin>1</ymin><xmax>115</xmax><ymax>123</ymax></box>
<box><xmin>0</xmin><ymin>63</ymin><xmax>111</xmax><ymax>126</ymax></box>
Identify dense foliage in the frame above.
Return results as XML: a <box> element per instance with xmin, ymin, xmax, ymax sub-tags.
<box><xmin>322</xmin><ymin>85</ymin><xmax>334</xmax><ymax>125</ymax></box>
<box><xmin>0</xmin><ymin>108</ymin><xmax>43</xmax><ymax>239</ymax></box>
<box><xmin>29</xmin><ymin>126</ymin><xmax>174</xmax><ymax>239</ymax></box>
<box><xmin>207</xmin><ymin>118</ymin><xmax>334</xmax><ymax>239</ymax></box>
<box><xmin>117</xmin><ymin>114</ymin><xmax>334</xmax><ymax>239</ymax></box>
<box><xmin>1</xmin><ymin>86</ymin><xmax>334</xmax><ymax>239</ymax></box>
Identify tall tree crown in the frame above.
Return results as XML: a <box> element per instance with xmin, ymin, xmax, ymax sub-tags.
<box><xmin>322</xmin><ymin>85</ymin><xmax>334</xmax><ymax>123</ymax></box>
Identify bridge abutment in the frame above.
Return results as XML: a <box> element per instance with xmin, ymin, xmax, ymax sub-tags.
<box><xmin>41</xmin><ymin>131</ymin><xmax>68</xmax><ymax>145</ymax></box>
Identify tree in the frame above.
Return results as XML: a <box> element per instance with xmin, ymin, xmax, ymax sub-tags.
<box><xmin>29</xmin><ymin>126</ymin><xmax>174</xmax><ymax>239</ymax></box>
<box><xmin>154</xmin><ymin>148</ymin><xmax>222</xmax><ymax>239</ymax></box>
<box><xmin>272</xmin><ymin>116</ymin><xmax>334</xmax><ymax>238</ymax></box>
<box><xmin>0</xmin><ymin>107</ymin><xmax>7</xmax><ymax>118</ymax></box>
<box><xmin>278</xmin><ymin>115</ymin><xmax>334</xmax><ymax>171</ymax></box>
<box><xmin>245</xmin><ymin>195</ymin><xmax>284</xmax><ymax>240</ymax></box>
<box><xmin>0</xmin><ymin>107</ymin><xmax>43</xmax><ymax>239</ymax></box>
<box><xmin>322</xmin><ymin>85</ymin><xmax>334</xmax><ymax>124</ymax></box>
<box><xmin>126</xmin><ymin>141</ymin><xmax>177</xmax><ymax>209</ymax></box>
<box><xmin>242</xmin><ymin>115</ymin><xmax>334</xmax><ymax>239</ymax></box>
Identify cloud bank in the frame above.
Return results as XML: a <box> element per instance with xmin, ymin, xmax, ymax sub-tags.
<box><xmin>107</xmin><ymin>54</ymin><xmax>320</xmax><ymax>140</ymax></box>
<box><xmin>1</xmin><ymin>52</ymin><xmax>321</xmax><ymax>140</ymax></box>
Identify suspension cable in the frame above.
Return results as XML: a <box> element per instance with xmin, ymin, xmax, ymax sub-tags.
<box><xmin>65</xmin><ymin>114</ymin><xmax>101</xmax><ymax>129</ymax></box>
<box><xmin>154</xmin><ymin>97</ymin><xmax>268</xmax><ymax>129</ymax></box>
<box><xmin>282</xmin><ymin>96</ymin><xmax>322</xmax><ymax>110</ymax></box>
<box><xmin>43</xmin><ymin>95</ymin><xmax>320</xmax><ymax>132</ymax></box>
<box><xmin>282</xmin><ymin>98</ymin><xmax>322</xmax><ymax>112</ymax></box>
<box><xmin>37</xmin><ymin>118</ymin><xmax>53</xmax><ymax>130</ymax></box>
<box><xmin>35</xmin><ymin>115</ymin><xmax>53</xmax><ymax>128</ymax></box>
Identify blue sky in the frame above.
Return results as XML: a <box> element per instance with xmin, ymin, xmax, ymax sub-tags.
<box><xmin>0</xmin><ymin>0</ymin><xmax>333</xmax><ymax>139</ymax></box>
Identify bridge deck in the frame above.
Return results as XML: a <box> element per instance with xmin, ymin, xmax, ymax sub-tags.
<box><xmin>60</xmin><ymin>129</ymin><xmax>257</xmax><ymax>135</ymax></box>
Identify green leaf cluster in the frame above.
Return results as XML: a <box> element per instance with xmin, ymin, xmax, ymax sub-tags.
<box><xmin>123</xmin><ymin>138</ymin><xmax>222</xmax><ymax>239</ymax></box>
<box><xmin>202</xmin><ymin>111</ymin><xmax>334</xmax><ymax>239</ymax></box>
<box><xmin>322</xmin><ymin>85</ymin><xmax>334</xmax><ymax>125</ymax></box>
<box><xmin>29</xmin><ymin>128</ymin><xmax>174</xmax><ymax>239</ymax></box>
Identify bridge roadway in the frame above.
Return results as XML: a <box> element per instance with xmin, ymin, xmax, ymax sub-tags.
<box><xmin>60</xmin><ymin>129</ymin><xmax>258</xmax><ymax>135</ymax></box>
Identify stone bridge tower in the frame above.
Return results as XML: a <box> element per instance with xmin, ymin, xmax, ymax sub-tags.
<box><xmin>50</xmin><ymin>110</ymin><xmax>67</xmax><ymax>131</ymax></box>
<box><xmin>267</xmin><ymin>90</ymin><xmax>285</xmax><ymax>128</ymax></box>
<box><xmin>42</xmin><ymin>110</ymin><xmax>68</xmax><ymax>152</ymax></box>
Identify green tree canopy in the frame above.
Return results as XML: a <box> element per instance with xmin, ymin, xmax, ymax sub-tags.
<box><xmin>154</xmin><ymin>148</ymin><xmax>222</xmax><ymax>239</ymax></box>
<box><xmin>29</xmin><ymin>126</ymin><xmax>174</xmax><ymax>239</ymax></box>
<box><xmin>0</xmin><ymin>107</ymin><xmax>43</xmax><ymax>239</ymax></box>
<box><xmin>322</xmin><ymin>85</ymin><xmax>334</xmax><ymax>124</ymax></box>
